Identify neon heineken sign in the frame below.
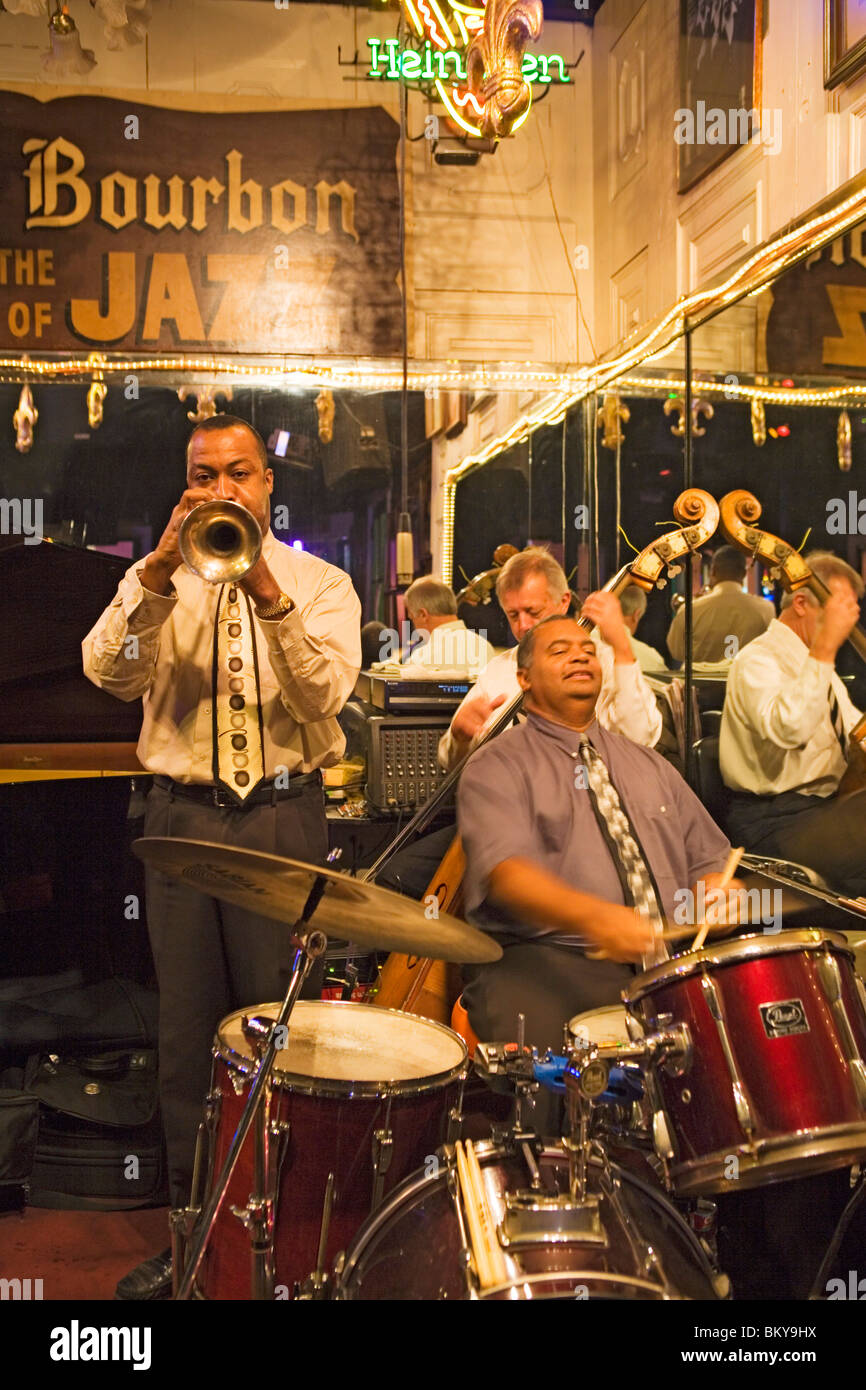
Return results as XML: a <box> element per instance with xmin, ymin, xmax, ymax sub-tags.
<box><xmin>366</xmin><ymin>38</ymin><xmax>570</xmax><ymax>86</ymax></box>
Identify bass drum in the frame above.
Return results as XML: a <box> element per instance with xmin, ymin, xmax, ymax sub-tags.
<box><xmin>335</xmin><ymin>1141</ymin><xmax>724</xmax><ymax>1301</ymax></box>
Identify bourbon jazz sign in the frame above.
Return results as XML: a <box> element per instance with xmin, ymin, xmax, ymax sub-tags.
<box><xmin>0</xmin><ymin>93</ymin><xmax>402</xmax><ymax>354</ymax></box>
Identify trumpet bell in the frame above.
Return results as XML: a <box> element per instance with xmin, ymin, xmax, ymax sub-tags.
<box><xmin>179</xmin><ymin>499</ymin><xmax>263</xmax><ymax>584</ymax></box>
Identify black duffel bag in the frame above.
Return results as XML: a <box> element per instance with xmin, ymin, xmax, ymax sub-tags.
<box><xmin>23</xmin><ymin>1049</ymin><xmax>167</xmax><ymax>1210</ymax></box>
<box><xmin>0</xmin><ymin>1090</ymin><xmax>39</xmax><ymax>1211</ymax></box>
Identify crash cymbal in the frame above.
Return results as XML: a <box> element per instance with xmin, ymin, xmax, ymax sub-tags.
<box><xmin>133</xmin><ymin>838</ymin><xmax>502</xmax><ymax>964</ymax></box>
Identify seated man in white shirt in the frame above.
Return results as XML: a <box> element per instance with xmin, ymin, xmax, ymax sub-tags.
<box><xmin>720</xmin><ymin>550</ymin><xmax>866</xmax><ymax>895</ymax></box>
<box><xmin>619</xmin><ymin>584</ymin><xmax>667</xmax><ymax>673</ymax></box>
<box><xmin>403</xmin><ymin>576</ymin><xmax>495</xmax><ymax>675</ymax></box>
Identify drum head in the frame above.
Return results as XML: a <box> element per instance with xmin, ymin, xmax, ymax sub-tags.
<box><xmin>568</xmin><ymin>1005</ymin><xmax>631</xmax><ymax>1048</ymax></box>
<box><xmin>217</xmin><ymin>1000</ymin><xmax>467</xmax><ymax>1096</ymax></box>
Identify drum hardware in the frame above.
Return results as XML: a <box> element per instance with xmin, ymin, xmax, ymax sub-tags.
<box><xmin>816</xmin><ymin>952</ymin><xmax>866</xmax><ymax>1109</ymax></box>
<box><xmin>700</xmin><ymin>973</ymin><xmax>758</xmax><ymax>1144</ymax></box>
<box><xmin>297</xmin><ymin>1172</ymin><xmax>336</xmax><ymax>1301</ymax></box>
<box><xmin>499</xmin><ymin>1189</ymin><xmax>605</xmax><ymax>1248</ymax></box>
<box><xmin>807</xmin><ymin>1167</ymin><xmax>866</xmax><ymax>1299</ymax></box>
<box><xmin>446</xmin><ymin>1102</ymin><xmax>464</xmax><ymax>1143</ymax></box>
<box><xmin>371</xmin><ymin>1097</ymin><xmax>395</xmax><ymax>1211</ymax></box>
<box><xmin>170</xmin><ymin>1085</ymin><xmax>222</xmax><ymax>1296</ymax></box>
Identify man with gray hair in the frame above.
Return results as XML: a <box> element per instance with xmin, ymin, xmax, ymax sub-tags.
<box><xmin>721</xmin><ymin>550</ymin><xmax>866</xmax><ymax>893</ymax></box>
<box><xmin>404</xmin><ymin>576</ymin><xmax>494</xmax><ymax>675</ymax></box>
<box><xmin>438</xmin><ymin>546</ymin><xmax>662</xmax><ymax>770</ymax></box>
<box><xmin>619</xmin><ymin>584</ymin><xmax>666</xmax><ymax>672</ymax></box>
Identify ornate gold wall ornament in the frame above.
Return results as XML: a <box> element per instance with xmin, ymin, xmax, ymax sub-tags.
<box><xmin>177</xmin><ymin>385</ymin><xmax>234</xmax><ymax>423</ymax></box>
<box><xmin>751</xmin><ymin>398</ymin><xmax>767</xmax><ymax>447</ymax></box>
<box><xmin>13</xmin><ymin>382</ymin><xmax>38</xmax><ymax>454</ymax></box>
<box><xmin>597</xmin><ymin>394</ymin><xmax>630</xmax><ymax>450</ymax></box>
<box><xmin>466</xmin><ymin>0</ymin><xmax>543</xmax><ymax>139</ymax></box>
<box><xmin>315</xmin><ymin>389</ymin><xmax>335</xmax><ymax>444</ymax></box>
<box><xmin>664</xmin><ymin>395</ymin><xmax>714</xmax><ymax>438</ymax></box>
<box><xmin>838</xmin><ymin>409</ymin><xmax>853</xmax><ymax>472</ymax></box>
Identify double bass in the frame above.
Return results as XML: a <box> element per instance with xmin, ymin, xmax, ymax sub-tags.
<box><xmin>369</xmin><ymin>487</ymin><xmax>723</xmax><ymax>1023</ymax></box>
<box><xmin>719</xmin><ymin>489</ymin><xmax>866</xmax><ymax>798</ymax></box>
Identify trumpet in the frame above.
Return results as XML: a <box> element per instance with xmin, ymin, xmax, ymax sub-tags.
<box><xmin>179</xmin><ymin>499</ymin><xmax>263</xmax><ymax>584</ymax></box>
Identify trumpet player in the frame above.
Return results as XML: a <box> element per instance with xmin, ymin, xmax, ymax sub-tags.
<box><xmin>82</xmin><ymin>415</ymin><xmax>361</xmax><ymax>1300</ymax></box>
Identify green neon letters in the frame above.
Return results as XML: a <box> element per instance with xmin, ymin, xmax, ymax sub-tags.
<box><xmin>366</xmin><ymin>38</ymin><xmax>569</xmax><ymax>84</ymax></box>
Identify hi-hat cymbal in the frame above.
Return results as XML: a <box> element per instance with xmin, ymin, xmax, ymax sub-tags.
<box><xmin>133</xmin><ymin>838</ymin><xmax>502</xmax><ymax>964</ymax></box>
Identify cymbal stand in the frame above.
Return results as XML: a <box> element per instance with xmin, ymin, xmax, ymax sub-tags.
<box><xmin>174</xmin><ymin>875</ymin><xmax>330</xmax><ymax>1301</ymax></box>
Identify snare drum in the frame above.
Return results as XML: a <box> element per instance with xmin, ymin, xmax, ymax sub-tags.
<box><xmin>336</xmin><ymin>1141</ymin><xmax>723</xmax><ymax>1301</ymax></box>
<box><xmin>625</xmin><ymin>928</ymin><xmax>866</xmax><ymax>1195</ymax></box>
<box><xmin>568</xmin><ymin>1004</ymin><xmax>633</xmax><ymax>1049</ymax></box>
<box><xmin>196</xmin><ymin>1001</ymin><xmax>467</xmax><ymax>1299</ymax></box>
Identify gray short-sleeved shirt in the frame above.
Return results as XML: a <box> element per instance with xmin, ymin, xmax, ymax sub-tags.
<box><xmin>457</xmin><ymin>709</ymin><xmax>730</xmax><ymax>946</ymax></box>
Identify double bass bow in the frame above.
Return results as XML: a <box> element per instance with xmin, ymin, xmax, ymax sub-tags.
<box><xmin>719</xmin><ymin>489</ymin><xmax>866</xmax><ymax>798</ymax></box>
<box><xmin>368</xmin><ymin>487</ymin><xmax>722</xmax><ymax>1022</ymax></box>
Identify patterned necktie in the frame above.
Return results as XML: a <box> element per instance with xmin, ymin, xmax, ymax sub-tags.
<box><xmin>829</xmin><ymin>686</ymin><xmax>848</xmax><ymax>759</ymax></box>
<box><xmin>212</xmin><ymin>582</ymin><xmax>265</xmax><ymax>802</ymax></box>
<box><xmin>578</xmin><ymin>738</ymin><xmax>668</xmax><ymax>967</ymax></box>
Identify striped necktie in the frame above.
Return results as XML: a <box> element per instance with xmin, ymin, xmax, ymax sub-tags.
<box><xmin>829</xmin><ymin>686</ymin><xmax>848</xmax><ymax>759</ymax></box>
<box><xmin>578</xmin><ymin>738</ymin><xmax>667</xmax><ymax>968</ymax></box>
<box><xmin>212</xmin><ymin>582</ymin><xmax>266</xmax><ymax>802</ymax></box>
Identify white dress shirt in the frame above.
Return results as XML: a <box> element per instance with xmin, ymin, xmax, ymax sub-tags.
<box><xmin>628</xmin><ymin>633</ymin><xmax>667</xmax><ymax>672</ymax></box>
<box><xmin>82</xmin><ymin>529</ymin><xmax>362</xmax><ymax>782</ymax></box>
<box><xmin>405</xmin><ymin>619</ymin><xmax>495</xmax><ymax>676</ymax></box>
<box><xmin>720</xmin><ymin>618</ymin><xmax>861</xmax><ymax>797</ymax></box>
<box><xmin>437</xmin><ymin>643</ymin><xmax>663</xmax><ymax>771</ymax></box>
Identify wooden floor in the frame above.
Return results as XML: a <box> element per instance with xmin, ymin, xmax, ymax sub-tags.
<box><xmin>0</xmin><ymin>1205</ymin><xmax>170</xmax><ymax>1301</ymax></box>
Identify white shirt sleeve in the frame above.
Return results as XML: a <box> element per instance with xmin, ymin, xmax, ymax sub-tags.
<box><xmin>82</xmin><ymin>563</ymin><xmax>177</xmax><ymax>702</ymax></box>
<box><xmin>596</xmin><ymin>644</ymin><xmax>663</xmax><ymax>748</ymax></box>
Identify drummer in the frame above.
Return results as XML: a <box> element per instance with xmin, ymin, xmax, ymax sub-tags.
<box><xmin>457</xmin><ymin>614</ymin><xmax>740</xmax><ymax>1065</ymax></box>
<box><xmin>82</xmin><ymin>416</ymin><xmax>362</xmax><ymax>1299</ymax></box>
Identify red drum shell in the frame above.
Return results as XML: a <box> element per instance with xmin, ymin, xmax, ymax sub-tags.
<box><xmin>336</xmin><ymin>1143</ymin><xmax>721</xmax><ymax>1301</ymax></box>
<box><xmin>625</xmin><ymin>929</ymin><xmax>866</xmax><ymax>1194</ymax></box>
<box><xmin>196</xmin><ymin>1001</ymin><xmax>466</xmax><ymax>1299</ymax></box>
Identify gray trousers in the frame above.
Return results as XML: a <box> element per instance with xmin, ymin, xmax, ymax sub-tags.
<box><xmin>728</xmin><ymin>787</ymin><xmax>866</xmax><ymax>897</ymax></box>
<box><xmin>143</xmin><ymin>779</ymin><xmax>328</xmax><ymax>1208</ymax></box>
<box><xmin>462</xmin><ymin>942</ymin><xmax>634</xmax><ymax>1055</ymax></box>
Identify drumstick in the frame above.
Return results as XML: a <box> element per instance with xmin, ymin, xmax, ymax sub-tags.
<box><xmin>465</xmin><ymin>1140</ymin><xmax>508</xmax><ymax>1288</ymax></box>
<box><xmin>691</xmin><ymin>846</ymin><xmax>744</xmax><ymax>953</ymax></box>
<box><xmin>455</xmin><ymin>1141</ymin><xmax>494</xmax><ymax>1288</ymax></box>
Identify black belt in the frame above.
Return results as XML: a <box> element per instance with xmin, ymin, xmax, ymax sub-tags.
<box><xmin>153</xmin><ymin>772</ymin><xmax>322</xmax><ymax>809</ymax></box>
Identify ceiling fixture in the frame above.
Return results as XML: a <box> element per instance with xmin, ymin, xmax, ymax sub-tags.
<box><xmin>3</xmin><ymin>0</ymin><xmax>153</xmax><ymax>75</ymax></box>
<box><xmin>41</xmin><ymin>3</ymin><xmax>97</xmax><ymax>77</ymax></box>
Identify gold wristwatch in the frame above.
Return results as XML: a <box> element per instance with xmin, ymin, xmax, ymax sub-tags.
<box><xmin>254</xmin><ymin>592</ymin><xmax>293</xmax><ymax>620</ymax></box>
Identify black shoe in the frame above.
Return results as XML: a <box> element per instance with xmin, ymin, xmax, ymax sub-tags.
<box><xmin>115</xmin><ymin>1248</ymin><xmax>172</xmax><ymax>1301</ymax></box>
